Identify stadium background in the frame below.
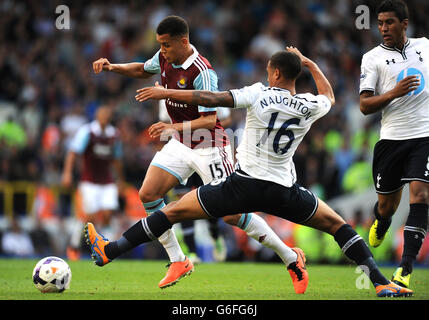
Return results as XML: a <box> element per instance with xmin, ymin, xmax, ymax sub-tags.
<box><xmin>0</xmin><ymin>0</ymin><xmax>428</xmax><ymax>267</ymax></box>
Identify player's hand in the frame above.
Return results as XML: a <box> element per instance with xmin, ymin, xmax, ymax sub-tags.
<box><xmin>93</xmin><ymin>58</ymin><xmax>112</xmax><ymax>74</ymax></box>
<box><xmin>391</xmin><ymin>75</ymin><xmax>420</xmax><ymax>98</ymax></box>
<box><xmin>285</xmin><ymin>46</ymin><xmax>313</xmax><ymax>67</ymax></box>
<box><xmin>61</xmin><ymin>172</ymin><xmax>73</xmax><ymax>188</ymax></box>
<box><xmin>135</xmin><ymin>82</ymin><xmax>166</xmax><ymax>102</ymax></box>
<box><xmin>148</xmin><ymin>121</ymin><xmax>177</xmax><ymax>139</ymax></box>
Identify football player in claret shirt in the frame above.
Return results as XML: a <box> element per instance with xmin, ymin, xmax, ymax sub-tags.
<box><xmin>359</xmin><ymin>0</ymin><xmax>429</xmax><ymax>289</ymax></box>
<box><xmin>62</xmin><ymin>106</ymin><xmax>124</xmax><ymax>261</ymax></box>
<box><xmin>157</xmin><ymin>102</ymin><xmax>230</xmax><ymax>264</ymax></box>
<box><xmin>92</xmin><ymin>15</ymin><xmax>303</xmax><ymax>291</ymax></box>
<box><xmin>87</xmin><ymin>47</ymin><xmax>413</xmax><ymax>297</ymax></box>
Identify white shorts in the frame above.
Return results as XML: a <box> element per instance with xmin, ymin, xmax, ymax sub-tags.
<box><xmin>78</xmin><ymin>182</ymin><xmax>119</xmax><ymax>214</ymax></box>
<box><xmin>150</xmin><ymin>138</ymin><xmax>235</xmax><ymax>185</ymax></box>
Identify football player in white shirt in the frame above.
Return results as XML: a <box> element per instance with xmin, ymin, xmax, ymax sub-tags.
<box><xmin>86</xmin><ymin>47</ymin><xmax>412</xmax><ymax>297</ymax></box>
<box><xmin>359</xmin><ymin>0</ymin><xmax>429</xmax><ymax>289</ymax></box>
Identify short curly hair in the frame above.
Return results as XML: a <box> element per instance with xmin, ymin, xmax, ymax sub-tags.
<box><xmin>156</xmin><ymin>15</ymin><xmax>189</xmax><ymax>37</ymax></box>
<box><xmin>269</xmin><ymin>51</ymin><xmax>302</xmax><ymax>81</ymax></box>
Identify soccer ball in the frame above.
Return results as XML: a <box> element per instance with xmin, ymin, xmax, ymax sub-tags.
<box><xmin>32</xmin><ymin>256</ymin><xmax>72</xmax><ymax>293</ymax></box>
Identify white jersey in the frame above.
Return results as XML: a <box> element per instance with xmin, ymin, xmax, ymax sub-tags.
<box><xmin>360</xmin><ymin>37</ymin><xmax>429</xmax><ymax>140</ymax></box>
<box><xmin>229</xmin><ymin>82</ymin><xmax>331</xmax><ymax>187</ymax></box>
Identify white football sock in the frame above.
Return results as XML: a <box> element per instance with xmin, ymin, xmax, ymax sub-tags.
<box><xmin>242</xmin><ymin>213</ymin><xmax>297</xmax><ymax>266</ymax></box>
<box><xmin>158</xmin><ymin>228</ymin><xmax>186</xmax><ymax>262</ymax></box>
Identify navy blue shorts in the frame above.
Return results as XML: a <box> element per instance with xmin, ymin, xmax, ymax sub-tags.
<box><xmin>197</xmin><ymin>170</ymin><xmax>318</xmax><ymax>224</ymax></box>
<box><xmin>372</xmin><ymin>137</ymin><xmax>429</xmax><ymax>194</ymax></box>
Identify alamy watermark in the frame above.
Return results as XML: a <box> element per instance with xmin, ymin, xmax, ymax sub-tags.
<box><xmin>355</xmin><ymin>265</ymin><xmax>371</xmax><ymax>290</ymax></box>
<box><xmin>55</xmin><ymin>5</ymin><xmax>70</xmax><ymax>30</ymax></box>
<box><xmin>355</xmin><ymin>5</ymin><xmax>370</xmax><ymax>30</ymax></box>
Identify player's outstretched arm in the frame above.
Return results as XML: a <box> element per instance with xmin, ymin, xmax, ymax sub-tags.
<box><xmin>286</xmin><ymin>46</ymin><xmax>335</xmax><ymax>107</ymax></box>
<box><xmin>93</xmin><ymin>58</ymin><xmax>154</xmax><ymax>79</ymax></box>
<box><xmin>359</xmin><ymin>75</ymin><xmax>420</xmax><ymax>115</ymax></box>
<box><xmin>135</xmin><ymin>82</ymin><xmax>235</xmax><ymax>108</ymax></box>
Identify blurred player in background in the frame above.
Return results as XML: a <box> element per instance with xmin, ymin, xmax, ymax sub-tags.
<box><xmin>61</xmin><ymin>105</ymin><xmax>124</xmax><ymax>260</ymax></box>
<box><xmin>359</xmin><ymin>0</ymin><xmax>429</xmax><ymax>289</ymax></box>
<box><xmin>92</xmin><ymin>15</ymin><xmax>298</xmax><ymax>289</ymax></box>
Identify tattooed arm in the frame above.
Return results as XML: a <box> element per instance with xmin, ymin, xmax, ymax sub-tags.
<box><xmin>135</xmin><ymin>82</ymin><xmax>235</xmax><ymax>108</ymax></box>
<box><xmin>187</xmin><ymin>90</ymin><xmax>234</xmax><ymax>108</ymax></box>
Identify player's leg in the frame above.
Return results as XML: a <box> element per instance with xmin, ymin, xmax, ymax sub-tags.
<box><xmin>369</xmin><ymin>139</ymin><xmax>406</xmax><ymax>247</ymax></box>
<box><xmin>393</xmin><ymin>180</ymin><xmax>429</xmax><ymax>287</ymax></box>
<box><xmin>68</xmin><ymin>182</ymin><xmax>100</xmax><ymax>261</ymax></box>
<box><xmin>96</xmin><ymin>183</ymin><xmax>120</xmax><ymax>241</ymax></box>
<box><xmin>193</xmin><ymin>146</ymin><xmax>230</xmax><ymax>261</ymax></box>
<box><xmin>84</xmin><ymin>189</ymin><xmax>202</xmax><ymax>288</ymax></box>
<box><xmin>369</xmin><ymin>190</ymin><xmax>402</xmax><ymax>247</ymax></box>
<box><xmin>177</xmin><ymin>173</ymin><xmax>221</xmax><ymax>264</ymax></box>
<box><xmin>180</xmin><ymin>220</ymin><xmax>201</xmax><ymax>264</ymax></box>
<box><xmin>68</xmin><ymin>217</ymin><xmax>85</xmax><ymax>261</ymax></box>
<box><xmin>140</xmin><ymin>138</ymin><xmax>198</xmax><ymax>267</ymax></box>
<box><xmin>89</xmin><ymin>174</ymin><xmax>306</xmax><ymax>293</ymax></box>
<box><xmin>91</xmin><ymin>174</ymin><xmax>288</xmax><ymax>262</ymax></box>
<box><xmin>223</xmin><ymin>213</ymin><xmax>307</xmax><ymax>293</ymax></box>
<box><xmin>303</xmin><ymin>198</ymin><xmax>412</xmax><ymax>296</ymax></box>
<box><xmin>139</xmin><ymin>164</ymin><xmax>196</xmax><ymax>288</ymax></box>
<box><xmin>139</xmin><ymin>164</ymin><xmax>179</xmax><ymax>210</ymax></box>
<box><xmin>179</xmin><ymin>176</ymin><xmax>225</xmax><ymax>262</ymax></box>
<box><xmin>197</xmin><ymin>172</ymin><xmax>309</xmax><ymax>294</ymax></box>
<box><xmin>98</xmin><ymin>184</ymin><xmax>118</xmax><ymax>226</ymax></box>
<box><xmin>223</xmin><ymin>213</ymin><xmax>298</xmax><ymax>266</ymax></box>
<box><xmin>176</xmin><ymin>174</ymin><xmax>205</xmax><ymax>264</ymax></box>
<box><xmin>85</xmin><ymin>139</ymin><xmax>197</xmax><ymax>287</ymax></box>
<box><xmin>390</xmin><ymin>137</ymin><xmax>429</xmax><ymax>287</ymax></box>
<box><xmin>199</xmin><ymin>146</ymin><xmax>298</xmax><ymax>269</ymax></box>
<box><xmin>85</xmin><ymin>189</ymin><xmax>207</xmax><ymax>265</ymax></box>
<box><xmin>86</xmin><ymin>172</ymin><xmax>244</xmax><ymax>267</ymax></box>
<box><xmin>208</xmin><ymin>218</ymin><xmax>220</xmax><ymax>240</ymax></box>
<box><xmin>139</xmin><ymin>164</ymin><xmax>186</xmax><ymax>258</ymax></box>
<box><xmin>207</xmin><ymin>218</ymin><xmax>227</xmax><ymax>262</ymax></box>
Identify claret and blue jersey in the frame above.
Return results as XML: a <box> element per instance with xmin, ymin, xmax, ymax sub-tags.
<box><xmin>69</xmin><ymin>121</ymin><xmax>122</xmax><ymax>184</ymax></box>
<box><xmin>143</xmin><ymin>44</ymin><xmax>229</xmax><ymax>149</ymax></box>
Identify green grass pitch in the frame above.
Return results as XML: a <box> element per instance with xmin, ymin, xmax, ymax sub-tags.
<box><xmin>1</xmin><ymin>258</ymin><xmax>428</xmax><ymax>300</ymax></box>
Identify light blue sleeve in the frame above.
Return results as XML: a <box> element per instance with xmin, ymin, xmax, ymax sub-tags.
<box><xmin>113</xmin><ymin>140</ymin><xmax>123</xmax><ymax>159</ymax></box>
<box><xmin>193</xmin><ymin>69</ymin><xmax>218</xmax><ymax>112</ymax></box>
<box><xmin>69</xmin><ymin>125</ymin><xmax>90</xmax><ymax>154</ymax></box>
<box><xmin>143</xmin><ymin>50</ymin><xmax>161</xmax><ymax>74</ymax></box>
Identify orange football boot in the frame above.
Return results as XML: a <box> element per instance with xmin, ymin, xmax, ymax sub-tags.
<box><xmin>84</xmin><ymin>222</ymin><xmax>111</xmax><ymax>266</ymax></box>
<box><xmin>375</xmin><ymin>282</ymin><xmax>413</xmax><ymax>297</ymax></box>
<box><xmin>287</xmin><ymin>247</ymin><xmax>309</xmax><ymax>294</ymax></box>
<box><xmin>158</xmin><ymin>256</ymin><xmax>194</xmax><ymax>289</ymax></box>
